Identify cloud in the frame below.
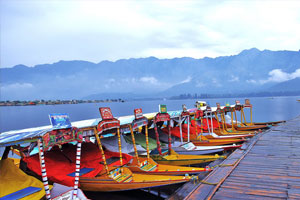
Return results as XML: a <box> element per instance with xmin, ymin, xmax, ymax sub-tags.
<box><xmin>229</xmin><ymin>75</ymin><xmax>239</xmax><ymax>82</ymax></box>
<box><xmin>139</xmin><ymin>76</ymin><xmax>158</xmax><ymax>85</ymax></box>
<box><xmin>196</xmin><ymin>81</ymin><xmax>205</xmax><ymax>88</ymax></box>
<box><xmin>1</xmin><ymin>0</ymin><xmax>300</xmax><ymax>67</ymax></box>
<box><xmin>246</xmin><ymin>79</ymin><xmax>257</xmax><ymax>84</ymax></box>
<box><xmin>248</xmin><ymin>68</ymin><xmax>300</xmax><ymax>84</ymax></box>
<box><xmin>212</xmin><ymin>78</ymin><xmax>222</xmax><ymax>87</ymax></box>
<box><xmin>0</xmin><ymin>83</ymin><xmax>35</xmax><ymax>100</ymax></box>
<box><xmin>180</xmin><ymin>76</ymin><xmax>192</xmax><ymax>84</ymax></box>
<box><xmin>262</xmin><ymin>68</ymin><xmax>300</xmax><ymax>83</ymax></box>
<box><xmin>1</xmin><ymin>83</ymin><xmax>33</xmax><ymax>90</ymax></box>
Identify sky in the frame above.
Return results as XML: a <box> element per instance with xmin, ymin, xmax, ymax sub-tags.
<box><xmin>1</xmin><ymin>0</ymin><xmax>300</xmax><ymax>68</ymax></box>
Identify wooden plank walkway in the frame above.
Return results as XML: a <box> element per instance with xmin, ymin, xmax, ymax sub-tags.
<box><xmin>171</xmin><ymin>116</ymin><xmax>300</xmax><ymax>200</ymax></box>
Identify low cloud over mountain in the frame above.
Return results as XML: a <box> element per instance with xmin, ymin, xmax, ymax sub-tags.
<box><xmin>1</xmin><ymin>48</ymin><xmax>300</xmax><ymax>100</ymax></box>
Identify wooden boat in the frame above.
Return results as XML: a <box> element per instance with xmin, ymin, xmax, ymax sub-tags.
<box><xmin>214</xmin><ymin>104</ymin><xmax>259</xmax><ymax>135</ymax></box>
<box><xmin>125</xmin><ymin>130</ymin><xmax>226</xmax><ymax>155</ymax></box>
<box><xmin>188</xmin><ymin>106</ymin><xmax>255</xmax><ymax>137</ymax></box>
<box><xmin>230</xmin><ymin>124</ymin><xmax>269</xmax><ymax>131</ymax></box>
<box><xmin>140</xmin><ymin>105</ymin><xmax>225</xmax><ymax>166</ymax></box>
<box><xmin>0</xmin><ymin>113</ymin><xmax>89</xmax><ymax>200</ymax></box>
<box><xmin>0</xmin><ymin>158</ymin><xmax>47</xmax><ymax>200</ymax></box>
<box><xmin>144</xmin><ymin>149</ymin><xmax>225</xmax><ymax>165</ymax></box>
<box><xmin>170</xmin><ymin>142</ymin><xmax>241</xmax><ymax>156</ymax></box>
<box><xmin>183</xmin><ymin>105</ymin><xmax>247</xmax><ymax>146</ymax></box>
<box><xmin>160</xmin><ymin>119</ymin><xmax>246</xmax><ymax>145</ymax></box>
<box><xmin>253</xmin><ymin>120</ymin><xmax>286</xmax><ymax>126</ymax></box>
<box><xmin>120</xmin><ymin>108</ymin><xmax>210</xmax><ymax>175</ymax></box>
<box><xmin>213</xmin><ymin>128</ymin><xmax>254</xmax><ymax>137</ymax></box>
<box><xmin>233</xmin><ymin>99</ymin><xmax>270</xmax><ymax>130</ymax></box>
<box><xmin>79</xmin><ymin>166</ymin><xmax>190</xmax><ymax>192</ymax></box>
<box><xmin>77</xmin><ymin>107</ymin><xmax>192</xmax><ymax>191</ymax></box>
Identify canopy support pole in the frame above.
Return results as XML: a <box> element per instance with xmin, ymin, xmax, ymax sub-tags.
<box><xmin>168</xmin><ymin>121</ymin><xmax>172</xmax><ymax>155</ymax></box>
<box><xmin>231</xmin><ymin>110</ymin><xmax>235</xmax><ymax>131</ymax></box>
<box><xmin>37</xmin><ymin>139</ymin><xmax>51</xmax><ymax>200</ymax></box>
<box><xmin>206</xmin><ymin>112</ymin><xmax>210</xmax><ymax>135</ymax></box>
<box><xmin>215</xmin><ymin>112</ymin><xmax>221</xmax><ymax>131</ymax></box>
<box><xmin>241</xmin><ymin>108</ymin><xmax>244</xmax><ymax>124</ymax></box>
<box><xmin>222</xmin><ymin>112</ymin><xmax>228</xmax><ymax>131</ymax></box>
<box><xmin>94</xmin><ymin>128</ymin><xmax>109</xmax><ymax>175</ymax></box>
<box><xmin>154</xmin><ymin>122</ymin><xmax>163</xmax><ymax>156</ymax></box>
<box><xmin>216</xmin><ymin>112</ymin><xmax>225</xmax><ymax>132</ymax></box>
<box><xmin>73</xmin><ymin>142</ymin><xmax>82</xmax><ymax>200</ymax></box>
<box><xmin>116</xmin><ymin>128</ymin><xmax>123</xmax><ymax>166</ymax></box>
<box><xmin>187</xmin><ymin>116</ymin><xmax>190</xmax><ymax>143</ymax></box>
<box><xmin>195</xmin><ymin>115</ymin><xmax>199</xmax><ymax>141</ymax></box>
<box><xmin>210</xmin><ymin>113</ymin><xmax>214</xmax><ymax>133</ymax></box>
<box><xmin>250</xmin><ymin>106</ymin><xmax>253</xmax><ymax>125</ymax></box>
<box><xmin>145</xmin><ymin>125</ymin><xmax>150</xmax><ymax>162</ymax></box>
<box><xmin>130</xmin><ymin>125</ymin><xmax>140</xmax><ymax>165</ymax></box>
<box><xmin>200</xmin><ymin>116</ymin><xmax>203</xmax><ymax>139</ymax></box>
<box><xmin>179</xmin><ymin>116</ymin><xmax>183</xmax><ymax>144</ymax></box>
<box><xmin>242</xmin><ymin>108</ymin><xmax>247</xmax><ymax>124</ymax></box>
<box><xmin>234</xmin><ymin>109</ymin><xmax>238</xmax><ymax>126</ymax></box>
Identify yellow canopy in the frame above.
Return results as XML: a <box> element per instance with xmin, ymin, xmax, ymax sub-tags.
<box><xmin>0</xmin><ymin>158</ymin><xmax>46</xmax><ymax>200</ymax></box>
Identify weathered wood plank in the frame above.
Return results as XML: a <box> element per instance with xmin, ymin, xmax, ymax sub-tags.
<box><xmin>169</xmin><ymin>116</ymin><xmax>300</xmax><ymax>200</ymax></box>
<box><xmin>212</xmin><ymin>188</ymin><xmax>286</xmax><ymax>200</ymax></box>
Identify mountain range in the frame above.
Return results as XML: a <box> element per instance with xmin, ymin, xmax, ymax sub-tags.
<box><xmin>1</xmin><ymin>48</ymin><xmax>300</xmax><ymax>100</ymax></box>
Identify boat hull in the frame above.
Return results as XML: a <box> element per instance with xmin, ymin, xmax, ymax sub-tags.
<box><xmin>143</xmin><ymin>150</ymin><xmax>224</xmax><ymax>166</ymax></box>
<box><xmin>80</xmin><ymin>169</ymin><xmax>190</xmax><ymax>192</ymax></box>
<box><xmin>234</xmin><ymin>125</ymin><xmax>268</xmax><ymax>131</ymax></box>
<box><xmin>253</xmin><ymin>120</ymin><xmax>285</xmax><ymax>126</ymax></box>
<box><xmin>191</xmin><ymin>138</ymin><xmax>245</xmax><ymax>146</ymax></box>
<box><xmin>126</xmin><ymin>157</ymin><xmax>209</xmax><ymax>175</ymax></box>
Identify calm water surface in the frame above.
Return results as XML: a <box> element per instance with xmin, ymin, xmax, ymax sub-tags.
<box><xmin>1</xmin><ymin>96</ymin><xmax>300</xmax><ymax>133</ymax></box>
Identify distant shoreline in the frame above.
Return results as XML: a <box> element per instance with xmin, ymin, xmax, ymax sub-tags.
<box><xmin>0</xmin><ymin>99</ymin><xmax>125</xmax><ymax>107</ymax></box>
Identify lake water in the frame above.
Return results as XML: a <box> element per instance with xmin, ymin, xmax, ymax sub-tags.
<box><xmin>1</xmin><ymin>96</ymin><xmax>300</xmax><ymax>133</ymax></box>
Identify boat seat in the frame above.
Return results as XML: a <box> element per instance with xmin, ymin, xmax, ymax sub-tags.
<box><xmin>0</xmin><ymin>186</ymin><xmax>41</xmax><ymax>200</ymax></box>
<box><xmin>140</xmin><ymin>163</ymin><xmax>157</xmax><ymax>171</ymax></box>
<box><xmin>67</xmin><ymin>168</ymin><xmax>94</xmax><ymax>177</ymax></box>
<box><xmin>150</xmin><ymin>148</ymin><xmax>169</xmax><ymax>155</ymax></box>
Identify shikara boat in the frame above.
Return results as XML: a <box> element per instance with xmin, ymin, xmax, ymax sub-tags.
<box><xmin>177</xmin><ymin>105</ymin><xmax>247</xmax><ymax>146</ymax></box>
<box><xmin>0</xmin><ymin>113</ymin><xmax>88</xmax><ymax>200</ymax></box>
<box><xmin>188</xmin><ymin>106</ymin><xmax>255</xmax><ymax>138</ymax></box>
<box><xmin>119</xmin><ymin>108</ymin><xmax>210</xmax><ymax>175</ymax></box>
<box><xmin>139</xmin><ymin>105</ymin><xmax>224</xmax><ymax>166</ymax></box>
<box><xmin>0</xmin><ymin>158</ymin><xmax>47</xmax><ymax>200</ymax></box>
<box><xmin>213</xmin><ymin>104</ymin><xmax>259</xmax><ymax>135</ymax></box>
<box><xmin>232</xmin><ymin>99</ymin><xmax>286</xmax><ymax>126</ymax></box>
<box><xmin>76</xmin><ymin>107</ymin><xmax>192</xmax><ymax>191</ymax></box>
<box><xmin>170</xmin><ymin>142</ymin><xmax>241</xmax><ymax>156</ymax></box>
<box><xmin>79</xmin><ymin>166</ymin><xmax>190</xmax><ymax>192</ymax></box>
<box><xmin>252</xmin><ymin>120</ymin><xmax>286</xmax><ymax>126</ymax></box>
<box><xmin>147</xmin><ymin>149</ymin><xmax>225</xmax><ymax>165</ymax></box>
<box><xmin>231</xmin><ymin>100</ymin><xmax>270</xmax><ymax>130</ymax></box>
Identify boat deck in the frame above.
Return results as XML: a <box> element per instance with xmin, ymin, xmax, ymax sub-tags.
<box><xmin>169</xmin><ymin>116</ymin><xmax>300</xmax><ymax>200</ymax></box>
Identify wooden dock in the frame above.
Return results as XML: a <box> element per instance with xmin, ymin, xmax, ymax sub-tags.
<box><xmin>169</xmin><ymin>116</ymin><xmax>300</xmax><ymax>200</ymax></box>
